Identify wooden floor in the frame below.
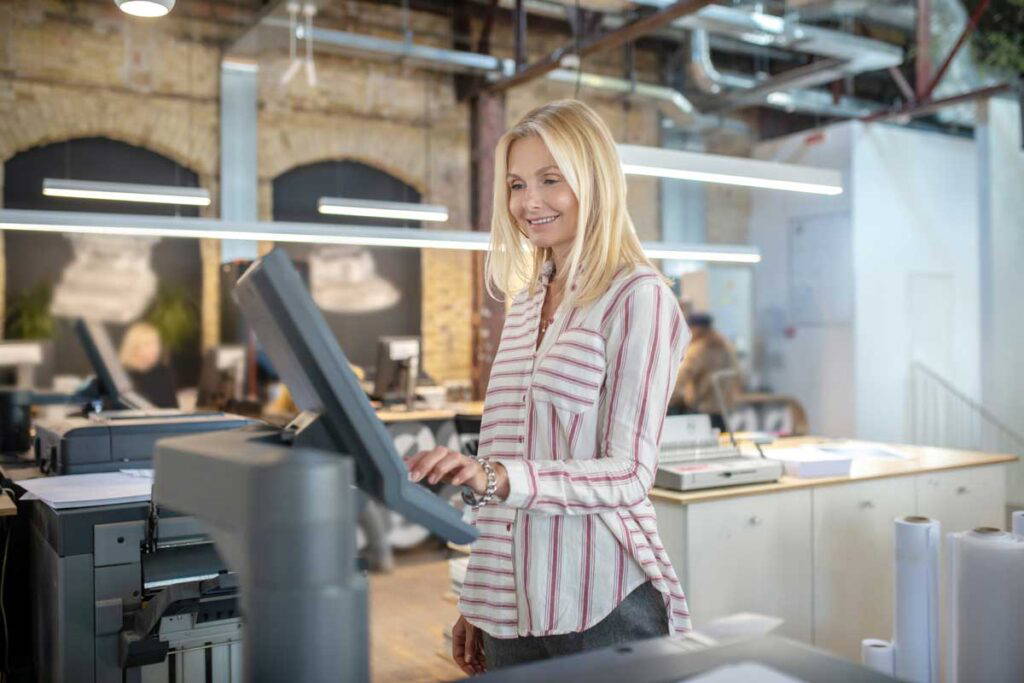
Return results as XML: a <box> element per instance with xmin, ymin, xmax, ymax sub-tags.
<box><xmin>369</xmin><ymin>547</ymin><xmax>467</xmax><ymax>683</ymax></box>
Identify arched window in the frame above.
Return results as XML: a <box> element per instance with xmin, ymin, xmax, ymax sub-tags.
<box><xmin>271</xmin><ymin>160</ymin><xmax>422</xmax><ymax>371</ymax></box>
<box><xmin>3</xmin><ymin>137</ymin><xmax>203</xmax><ymax>385</ymax></box>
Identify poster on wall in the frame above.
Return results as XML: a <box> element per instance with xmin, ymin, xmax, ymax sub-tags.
<box><xmin>49</xmin><ymin>235</ymin><xmax>159</xmax><ymax>323</ymax></box>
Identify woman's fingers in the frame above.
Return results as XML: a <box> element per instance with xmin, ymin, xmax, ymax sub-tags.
<box><xmin>406</xmin><ymin>446</ymin><xmax>452</xmax><ymax>483</ymax></box>
<box><xmin>427</xmin><ymin>452</ymin><xmax>469</xmax><ymax>485</ymax></box>
<box><xmin>452</xmin><ymin>617</ymin><xmax>474</xmax><ymax>675</ymax></box>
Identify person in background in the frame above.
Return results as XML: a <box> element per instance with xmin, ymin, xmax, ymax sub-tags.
<box><xmin>670</xmin><ymin>312</ymin><xmax>739</xmax><ymax>432</ymax></box>
<box><xmin>119</xmin><ymin>321</ymin><xmax>178</xmax><ymax>408</ymax></box>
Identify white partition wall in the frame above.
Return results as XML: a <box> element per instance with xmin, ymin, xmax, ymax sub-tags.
<box><xmin>749</xmin><ymin>120</ymin><xmax>982</xmax><ymax>442</ymax></box>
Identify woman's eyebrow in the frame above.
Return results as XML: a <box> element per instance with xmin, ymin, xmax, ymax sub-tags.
<box><xmin>534</xmin><ymin>165</ymin><xmax>559</xmax><ymax>175</ymax></box>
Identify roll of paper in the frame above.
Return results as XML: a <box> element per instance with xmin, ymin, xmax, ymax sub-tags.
<box><xmin>949</xmin><ymin>528</ymin><xmax>1024</xmax><ymax>683</ymax></box>
<box><xmin>861</xmin><ymin>639</ymin><xmax>894</xmax><ymax>676</ymax></box>
<box><xmin>892</xmin><ymin>516</ymin><xmax>940</xmax><ymax>683</ymax></box>
<box><xmin>1012</xmin><ymin>510</ymin><xmax>1024</xmax><ymax>537</ymax></box>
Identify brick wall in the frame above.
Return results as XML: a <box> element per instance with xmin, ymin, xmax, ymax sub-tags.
<box><xmin>0</xmin><ymin>0</ymin><xmax>685</xmax><ymax>384</ymax></box>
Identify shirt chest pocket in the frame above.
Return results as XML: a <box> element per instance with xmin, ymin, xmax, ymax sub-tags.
<box><xmin>531</xmin><ymin>328</ymin><xmax>606</xmax><ymax>413</ymax></box>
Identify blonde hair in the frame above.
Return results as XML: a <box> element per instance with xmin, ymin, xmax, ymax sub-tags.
<box><xmin>485</xmin><ymin>99</ymin><xmax>653</xmax><ymax>307</ymax></box>
<box><xmin>119</xmin><ymin>322</ymin><xmax>162</xmax><ymax>371</ymax></box>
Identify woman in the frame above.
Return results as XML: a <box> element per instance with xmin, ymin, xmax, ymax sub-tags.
<box><xmin>404</xmin><ymin>99</ymin><xmax>691</xmax><ymax>675</ymax></box>
<box><xmin>119</xmin><ymin>321</ymin><xmax>178</xmax><ymax>408</ymax></box>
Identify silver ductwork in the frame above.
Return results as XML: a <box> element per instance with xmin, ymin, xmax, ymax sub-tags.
<box><xmin>249</xmin><ymin>1</ymin><xmax>904</xmax><ymax>122</ymax></box>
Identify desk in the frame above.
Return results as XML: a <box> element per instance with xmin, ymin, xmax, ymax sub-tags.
<box><xmin>650</xmin><ymin>437</ymin><xmax>1018</xmax><ymax>663</ymax></box>
<box><xmin>374</xmin><ymin>401</ymin><xmax>484</xmax><ymax>424</ymax></box>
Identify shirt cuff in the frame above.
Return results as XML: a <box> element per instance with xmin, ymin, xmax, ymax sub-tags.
<box><xmin>492</xmin><ymin>459</ymin><xmax>535</xmax><ymax>509</ymax></box>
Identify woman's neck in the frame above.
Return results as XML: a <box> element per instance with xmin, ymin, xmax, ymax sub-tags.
<box><xmin>549</xmin><ymin>247</ymin><xmax>571</xmax><ymax>287</ymax></box>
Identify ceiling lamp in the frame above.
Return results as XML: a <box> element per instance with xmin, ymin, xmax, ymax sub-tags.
<box><xmin>618</xmin><ymin>144</ymin><xmax>843</xmax><ymax>196</ymax></box>
<box><xmin>114</xmin><ymin>0</ymin><xmax>175</xmax><ymax>17</ymax></box>
<box><xmin>318</xmin><ymin>197</ymin><xmax>449</xmax><ymax>223</ymax></box>
<box><xmin>43</xmin><ymin>179</ymin><xmax>211</xmax><ymax>207</ymax></box>
<box><xmin>0</xmin><ymin>209</ymin><xmax>762</xmax><ymax>264</ymax></box>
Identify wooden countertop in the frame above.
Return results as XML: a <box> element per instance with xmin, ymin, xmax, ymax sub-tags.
<box><xmin>375</xmin><ymin>401</ymin><xmax>484</xmax><ymax>423</ymax></box>
<box><xmin>650</xmin><ymin>437</ymin><xmax>1018</xmax><ymax>505</ymax></box>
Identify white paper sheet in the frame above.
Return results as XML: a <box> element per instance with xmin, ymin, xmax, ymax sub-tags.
<box><xmin>679</xmin><ymin>662</ymin><xmax>806</xmax><ymax>683</ymax></box>
<box><xmin>19</xmin><ymin>472</ymin><xmax>152</xmax><ymax>509</ymax></box>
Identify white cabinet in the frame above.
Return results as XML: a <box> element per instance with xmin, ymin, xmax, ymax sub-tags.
<box><xmin>916</xmin><ymin>465</ymin><xmax>1004</xmax><ymax>535</ymax></box>
<box><xmin>811</xmin><ymin>476</ymin><xmax>917</xmax><ymax>660</ymax></box>
<box><xmin>685</xmin><ymin>490</ymin><xmax>813</xmax><ymax>642</ymax></box>
<box><xmin>651</xmin><ymin>462</ymin><xmax>1010</xmax><ymax>663</ymax></box>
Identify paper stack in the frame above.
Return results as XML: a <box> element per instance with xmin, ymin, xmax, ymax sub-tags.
<box><xmin>19</xmin><ymin>471</ymin><xmax>153</xmax><ymax>509</ymax></box>
<box><xmin>764</xmin><ymin>446</ymin><xmax>852</xmax><ymax>478</ymax></box>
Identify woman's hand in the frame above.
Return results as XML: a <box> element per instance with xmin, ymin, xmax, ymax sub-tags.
<box><xmin>404</xmin><ymin>446</ymin><xmax>508</xmax><ymax>498</ymax></box>
<box><xmin>452</xmin><ymin>615</ymin><xmax>486</xmax><ymax>675</ymax></box>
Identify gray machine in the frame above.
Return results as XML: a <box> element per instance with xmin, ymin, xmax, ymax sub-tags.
<box><xmin>472</xmin><ymin>634</ymin><xmax>897</xmax><ymax>682</ymax></box>
<box><xmin>152</xmin><ymin>248</ymin><xmax>476</xmax><ymax>682</ymax></box>
<box><xmin>24</xmin><ymin>322</ymin><xmax>255</xmax><ymax>681</ymax></box>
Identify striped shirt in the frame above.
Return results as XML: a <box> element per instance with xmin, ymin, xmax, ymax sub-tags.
<box><xmin>458</xmin><ymin>262</ymin><xmax>693</xmax><ymax>639</ymax></box>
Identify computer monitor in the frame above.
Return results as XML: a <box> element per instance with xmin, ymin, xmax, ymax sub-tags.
<box><xmin>233</xmin><ymin>248</ymin><xmax>475</xmax><ymax>545</ymax></box>
<box><xmin>74</xmin><ymin>318</ymin><xmax>155</xmax><ymax>411</ymax></box>
<box><xmin>372</xmin><ymin>336</ymin><xmax>420</xmax><ymax>406</ymax></box>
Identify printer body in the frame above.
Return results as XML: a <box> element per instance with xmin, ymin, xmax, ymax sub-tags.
<box><xmin>34</xmin><ymin>410</ymin><xmax>252</xmax><ymax>475</ymax></box>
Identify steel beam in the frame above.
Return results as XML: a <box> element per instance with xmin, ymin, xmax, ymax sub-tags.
<box><xmin>918</xmin><ymin>0</ymin><xmax>990</xmax><ymax>103</ymax></box>
<box><xmin>862</xmin><ymin>82</ymin><xmax>1011</xmax><ymax>123</ymax></box>
<box><xmin>483</xmin><ymin>0</ymin><xmax>718</xmax><ymax>93</ymax></box>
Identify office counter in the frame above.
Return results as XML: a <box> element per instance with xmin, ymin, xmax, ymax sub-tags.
<box><xmin>650</xmin><ymin>437</ymin><xmax>1017</xmax><ymax>662</ymax></box>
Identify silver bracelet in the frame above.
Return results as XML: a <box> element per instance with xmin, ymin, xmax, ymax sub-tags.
<box><xmin>461</xmin><ymin>456</ymin><xmax>497</xmax><ymax>510</ymax></box>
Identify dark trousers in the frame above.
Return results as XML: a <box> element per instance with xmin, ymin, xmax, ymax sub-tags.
<box><xmin>481</xmin><ymin>582</ymin><xmax>669</xmax><ymax>670</ymax></box>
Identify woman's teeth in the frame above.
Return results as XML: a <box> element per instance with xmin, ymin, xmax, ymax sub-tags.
<box><xmin>529</xmin><ymin>215</ymin><xmax>558</xmax><ymax>225</ymax></box>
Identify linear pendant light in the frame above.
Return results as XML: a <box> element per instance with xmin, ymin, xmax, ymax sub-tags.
<box><xmin>43</xmin><ymin>179</ymin><xmax>211</xmax><ymax>207</ymax></box>
<box><xmin>318</xmin><ymin>197</ymin><xmax>449</xmax><ymax>222</ymax></box>
<box><xmin>618</xmin><ymin>144</ymin><xmax>843</xmax><ymax>196</ymax></box>
<box><xmin>0</xmin><ymin>209</ymin><xmax>761</xmax><ymax>264</ymax></box>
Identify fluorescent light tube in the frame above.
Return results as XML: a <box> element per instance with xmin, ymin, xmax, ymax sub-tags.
<box><xmin>43</xmin><ymin>179</ymin><xmax>211</xmax><ymax>206</ymax></box>
<box><xmin>318</xmin><ymin>197</ymin><xmax>449</xmax><ymax>222</ymax></box>
<box><xmin>0</xmin><ymin>210</ymin><xmax>762</xmax><ymax>264</ymax></box>
<box><xmin>618</xmin><ymin>144</ymin><xmax>843</xmax><ymax>196</ymax></box>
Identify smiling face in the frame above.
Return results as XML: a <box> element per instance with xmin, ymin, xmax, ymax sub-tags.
<box><xmin>506</xmin><ymin>135</ymin><xmax>580</xmax><ymax>264</ymax></box>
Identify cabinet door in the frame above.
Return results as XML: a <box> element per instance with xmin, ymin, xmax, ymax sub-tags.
<box><xmin>812</xmin><ymin>476</ymin><xmax>917</xmax><ymax>660</ymax></box>
<box><xmin>916</xmin><ymin>465</ymin><xmax>1005</xmax><ymax>535</ymax></box>
<box><xmin>685</xmin><ymin>490</ymin><xmax>813</xmax><ymax>642</ymax></box>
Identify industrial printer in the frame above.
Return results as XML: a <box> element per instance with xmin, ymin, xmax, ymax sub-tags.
<box><xmin>13</xmin><ymin>320</ymin><xmax>253</xmax><ymax>681</ymax></box>
<box><xmin>148</xmin><ymin>247</ymin><xmax>477</xmax><ymax>681</ymax></box>
<box><xmin>22</xmin><ymin>251</ymin><xmax>475</xmax><ymax>683</ymax></box>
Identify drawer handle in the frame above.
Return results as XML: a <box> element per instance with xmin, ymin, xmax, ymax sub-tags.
<box><xmin>859</xmin><ymin>500</ymin><xmax>875</xmax><ymax>510</ymax></box>
<box><xmin>956</xmin><ymin>486</ymin><xmax>969</xmax><ymax>495</ymax></box>
<box><xmin>748</xmin><ymin>516</ymin><xmax>762</xmax><ymax>526</ymax></box>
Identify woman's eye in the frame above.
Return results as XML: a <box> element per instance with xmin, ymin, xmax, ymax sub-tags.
<box><xmin>509</xmin><ymin>183</ymin><xmax>524</xmax><ymax>191</ymax></box>
<box><xmin>543</xmin><ymin>177</ymin><xmax>560</xmax><ymax>185</ymax></box>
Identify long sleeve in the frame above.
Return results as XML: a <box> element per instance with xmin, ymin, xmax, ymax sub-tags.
<box><xmin>496</xmin><ymin>282</ymin><xmax>689</xmax><ymax>514</ymax></box>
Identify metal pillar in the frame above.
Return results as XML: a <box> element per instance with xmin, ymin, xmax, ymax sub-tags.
<box><xmin>470</xmin><ymin>92</ymin><xmax>507</xmax><ymax>400</ymax></box>
<box><xmin>220</xmin><ymin>59</ymin><xmax>259</xmax><ymax>263</ymax></box>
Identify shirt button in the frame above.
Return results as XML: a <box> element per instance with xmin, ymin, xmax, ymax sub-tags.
<box><xmin>517</xmin><ymin>436</ymin><xmax>524</xmax><ymax>443</ymax></box>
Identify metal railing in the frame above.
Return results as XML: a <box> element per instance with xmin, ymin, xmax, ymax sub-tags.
<box><xmin>907</xmin><ymin>361</ymin><xmax>1024</xmax><ymax>456</ymax></box>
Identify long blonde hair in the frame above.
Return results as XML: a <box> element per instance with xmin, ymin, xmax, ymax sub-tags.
<box><xmin>485</xmin><ymin>99</ymin><xmax>652</xmax><ymax>307</ymax></box>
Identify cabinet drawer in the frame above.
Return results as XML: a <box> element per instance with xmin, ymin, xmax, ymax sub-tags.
<box><xmin>686</xmin><ymin>490</ymin><xmax>813</xmax><ymax>642</ymax></box>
